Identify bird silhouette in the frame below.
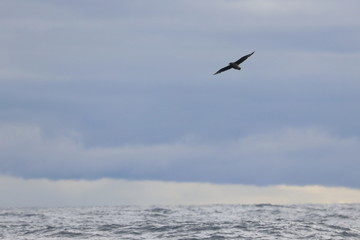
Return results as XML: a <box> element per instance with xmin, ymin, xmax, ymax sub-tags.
<box><xmin>214</xmin><ymin>51</ymin><xmax>255</xmax><ymax>75</ymax></box>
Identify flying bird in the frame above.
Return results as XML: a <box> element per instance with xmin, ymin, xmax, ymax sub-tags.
<box><xmin>213</xmin><ymin>51</ymin><xmax>255</xmax><ymax>75</ymax></box>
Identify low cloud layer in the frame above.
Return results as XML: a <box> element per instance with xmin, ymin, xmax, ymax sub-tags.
<box><xmin>1</xmin><ymin>174</ymin><xmax>359</xmax><ymax>207</ymax></box>
<box><xmin>1</xmin><ymin>123</ymin><xmax>359</xmax><ymax>188</ymax></box>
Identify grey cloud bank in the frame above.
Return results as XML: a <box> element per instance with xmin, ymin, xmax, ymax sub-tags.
<box><xmin>1</xmin><ymin>0</ymin><xmax>360</xmax><ymax>190</ymax></box>
<box><xmin>1</xmin><ymin>123</ymin><xmax>359</xmax><ymax>188</ymax></box>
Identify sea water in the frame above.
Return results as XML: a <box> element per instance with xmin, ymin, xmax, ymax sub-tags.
<box><xmin>1</xmin><ymin>204</ymin><xmax>359</xmax><ymax>239</ymax></box>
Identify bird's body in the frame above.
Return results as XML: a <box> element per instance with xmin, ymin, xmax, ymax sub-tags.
<box><xmin>214</xmin><ymin>51</ymin><xmax>254</xmax><ymax>75</ymax></box>
<box><xmin>229</xmin><ymin>62</ymin><xmax>241</xmax><ymax>70</ymax></box>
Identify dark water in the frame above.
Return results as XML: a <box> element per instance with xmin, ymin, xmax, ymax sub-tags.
<box><xmin>1</xmin><ymin>204</ymin><xmax>359</xmax><ymax>239</ymax></box>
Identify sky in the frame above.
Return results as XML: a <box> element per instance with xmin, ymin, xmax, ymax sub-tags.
<box><xmin>1</xmin><ymin>0</ymin><xmax>360</xmax><ymax>207</ymax></box>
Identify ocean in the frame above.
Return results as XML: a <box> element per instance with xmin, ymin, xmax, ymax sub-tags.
<box><xmin>1</xmin><ymin>204</ymin><xmax>359</xmax><ymax>239</ymax></box>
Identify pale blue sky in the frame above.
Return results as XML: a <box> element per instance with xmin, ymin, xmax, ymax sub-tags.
<box><xmin>1</xmin><ymin>0</ymin><xmax>360</xmax><ymax>194</ymax></box>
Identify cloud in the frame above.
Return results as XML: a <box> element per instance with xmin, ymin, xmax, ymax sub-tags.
<box><xmin>1</xmin><ymin>0</ymin><xmax>360</xmax><ymax>82</ymax></box>
<box><xmin>1</xmin><ymin>174</ymin><xmax>359</xmax><ymax>207</ymax></box>
<box><xmin>0</xmin><ymin>123</ymin><xmax>359</xmax><ymax>188</ymax></box>
<box><xmin>1</xmin><ymin>0</ymin><xmax>360</xmax><ymax>204</ymax></box>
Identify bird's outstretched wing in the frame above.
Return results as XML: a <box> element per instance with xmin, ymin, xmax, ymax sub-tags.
<box><xmin>235</xmin><ymin>51</ymin><xmax>255</xmax><ymax>65</ymax></box>
<box><xmin>213</xmin><ymin>65</ymin><xmax>232</xmax><ymax>75</ymax></box>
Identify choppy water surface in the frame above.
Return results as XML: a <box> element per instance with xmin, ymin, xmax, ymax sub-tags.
<box><xmin>1</xmin><ymin>204</ymin><xmax>360</xmax><ymax>239</ymax></box>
